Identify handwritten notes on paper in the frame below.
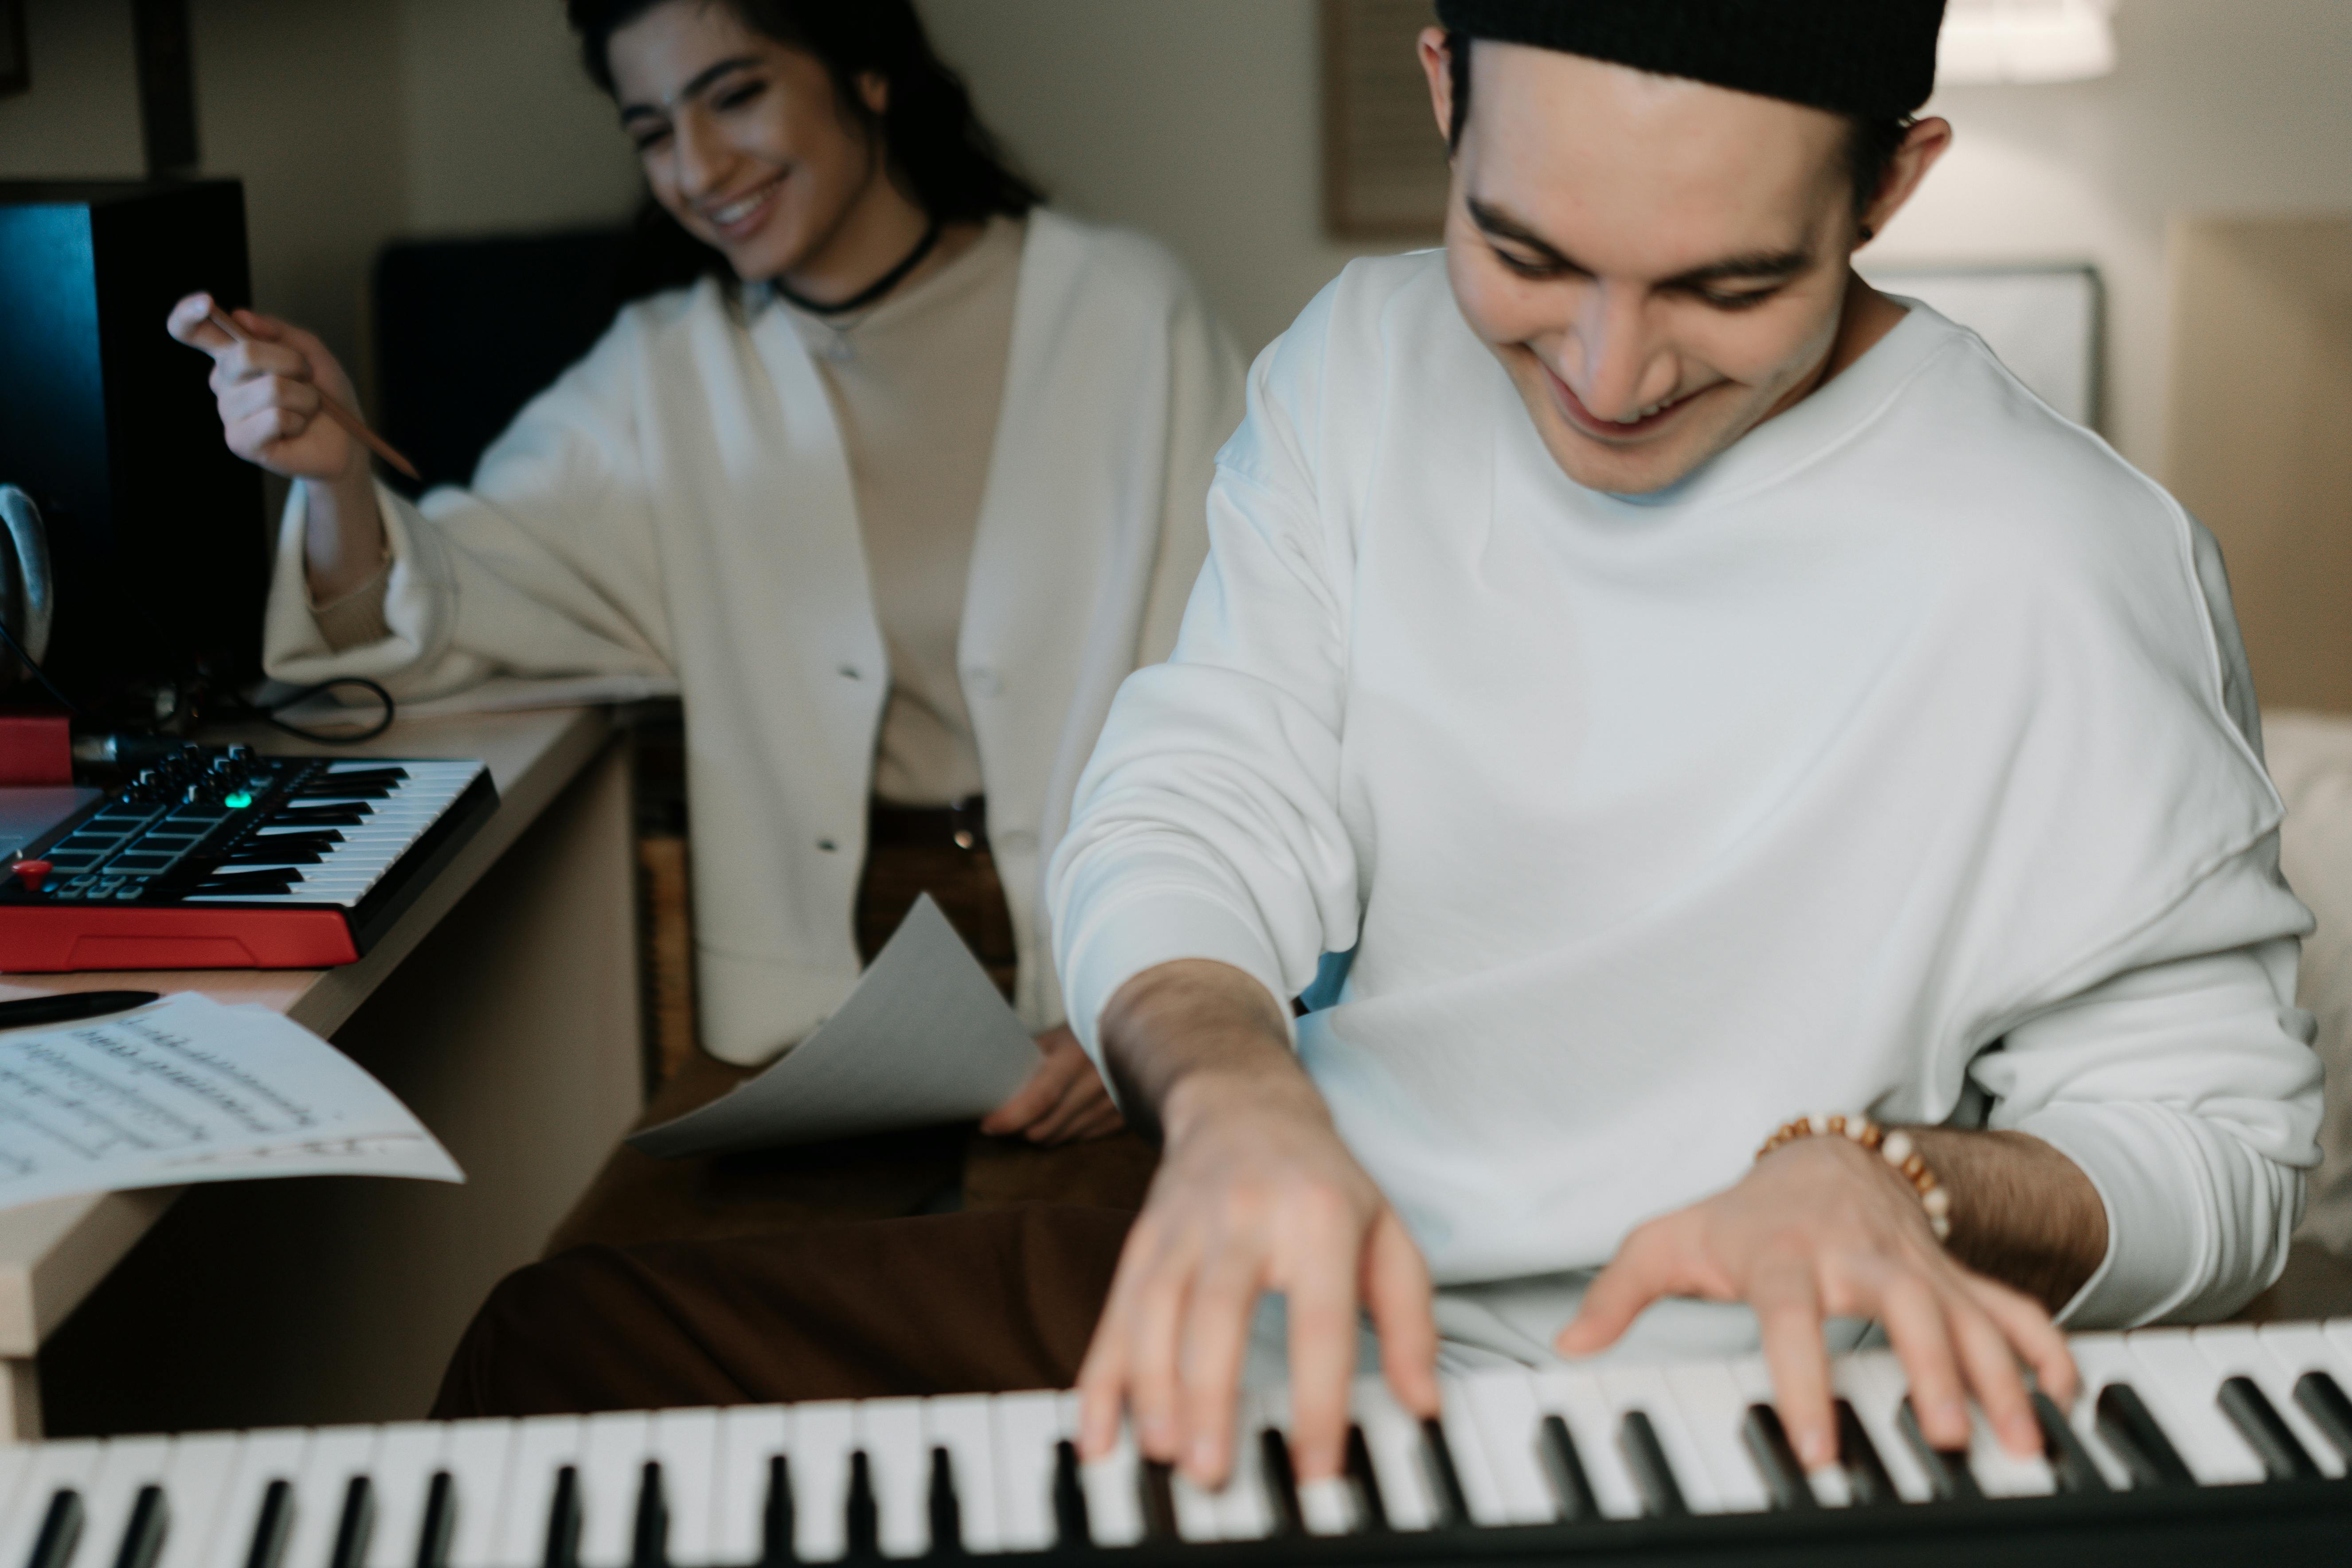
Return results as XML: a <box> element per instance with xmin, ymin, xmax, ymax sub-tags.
<box><xmin>0</xmin><ymin>993</ymin><xmax>461</xmax><ymax>1211</ymax></box>
<box><xmin>632</xmin><ymin>894</ymin><xmax>1042</xmax><ymax>1157</ymax></box>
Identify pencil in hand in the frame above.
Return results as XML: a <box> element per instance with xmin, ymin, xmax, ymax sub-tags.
<box><xmin>204</xmin><ymin>306</ymin><xmax>422</xmax><ymax>483</ymax></box>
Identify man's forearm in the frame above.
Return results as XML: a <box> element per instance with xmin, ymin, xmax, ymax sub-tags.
<box><xmin>1097</xmin><ymin>958</ymin><xmax>1310</xmax><ymax>1144</ymax></box>
<box><xmin>1910</xmin><ymin>1128</ymin><xmax>2108</xmax><ymax>1311</ymax></box>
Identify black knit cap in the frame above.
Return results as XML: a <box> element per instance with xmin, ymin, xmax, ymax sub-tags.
<box><xmin>1432</xmin><ymin>0</ymin><xmax>1947</xmax><ymax>119</ymax></box>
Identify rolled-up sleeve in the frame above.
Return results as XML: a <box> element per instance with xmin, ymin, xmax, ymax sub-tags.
<box><xmin>1973</xmin><ymin>918</ymin><xmax>2322</xmax><ymax>1326</ymax></box>
<box><xmin>1049</xmin><ymin>297</ymin><xmax>1360</xmax><ymax>1067</ymax></box>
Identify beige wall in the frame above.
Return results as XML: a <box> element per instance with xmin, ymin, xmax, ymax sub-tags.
<box><xmin>2168</xmin><ymin>218</ymin><xmax>2352</xmax><ymax>714</ymax></box>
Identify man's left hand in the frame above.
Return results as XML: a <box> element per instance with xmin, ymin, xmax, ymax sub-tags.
<box><xmin>982</xmin><ymin>1026</ymin><xmax>1124</xmax><ymax>1143</ymax></box>
<box><xmin>1554</xmin><ymin>1134</ymin><xmax>2078</xmax><ymax>1470</ymax></box>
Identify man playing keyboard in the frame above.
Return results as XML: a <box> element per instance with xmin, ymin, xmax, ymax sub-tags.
<box><xmin>441</xmin><ymin>0</ymin><xmax>2322</xmax><ymax>1503</ymax></box>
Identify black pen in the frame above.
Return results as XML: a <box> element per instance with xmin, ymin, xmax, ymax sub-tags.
<box><xmin>0</xmin><ymin>991</ymin><xmax>163</xmax><ymax>1030</ymax></box>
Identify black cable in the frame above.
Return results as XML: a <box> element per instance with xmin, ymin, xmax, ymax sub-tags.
<box><xmin>0</xmin><ymin>615</ymin><xmax>83</xmax><ymax>715</ymax></box>
<box><xmin>240</xmin><ymin>676</ymin><xmax>398</xmax><ymax>745</ymax></box>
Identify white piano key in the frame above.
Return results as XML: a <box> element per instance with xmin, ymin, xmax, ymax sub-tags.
<box><xmin>2249</xmin><ymin>1323</ymin><xmax>2352</xmax><ymax>1476</ymax></box>
<box><xmin>1832</xmin><ymin>1353</ymin><xmax>1933</xmax><ymax>1502</ymax></box>
<box><xmin>2122</xmin><ymin>1330</ymin><xmax>2265</xmax><ymax>1485</ymax></box>
<box><xmin>284</xmin><ymin>1427</ymin><xmax>381</xmax><ymax>1568</ymax></box>
<box><xmin>153</xmin><ymin>1434</ymin><xmax>243</xmax><ymax>1568</ymax></box>
<box><xmin>1595</xmin><ymin>1365</ymin><xmax>1721</xmax><ymax>1513</ymax></box>
<box><xmin>1348</xmin><ymin>1376</ymin><xmax>1437</xmax><ymax>1530</ymax></box>
<box><xmin>1167</xmin><ymin>1464</ymin><xmax>1222</xmax><ymax>1542</ymax></box>
<box><xmin>1530</xmin><ymin>1368</ymin><xmax>1644</xmax><ymax>1521</ymax></box>
<box><xmin>1432</xmin><ymin>1376</ymin><xmax>1509</xmax><ymax>1526</ymax></box>
<box><xmin>922</xmin><ymin>1398</ymin><xmax>1000</xmax><ymax>1555</ymax></box>
<box><xmin>710</xmin><ymin>1408</ymin><xmax>789</xmax><ymax>1568</ymax></box>
<box><xmin>985</xmin><ymin>1394</ymin><xmax>1060</xmax><ymax>1553</ymax></box>
<box><xmin>1965</xmin><ymin>1403</ymin><xmax>2055</xmax><ymax>1498</ymax></box>
<box><xmin>438</xmin><ymin>1420</ymin><xmax>519</xmax><ymax>1568</ymax></box>
<box><xmin>2197</xmin><ymin>1325</ymin><xmax>2343</xmax><ymax>1478</ymax></box>
<box><xmin>361</xmin><ymin>1425</ymin><xmax>447</xmax><ymax>1568</ymax></box>
<box><xmin>1209</xmin><ymin>1392</ymin><xmax>1278</xmax><ymax>1542</ymax></box>
<box><xmin>856</xmin><ymin>1400</ymin><xmax>930</xmax><ymax>1558</ymax></box>
<box><xmin>1062</xmin><ymin>1404</ymin><xmax>1144</xmax><ymax>1550</ymax></box>
<box><xmin>1296</xmin><ymin>1475</ymin><xmax>1358</xmax><ymax>1538</ymax></box>
<box><xmin>645</xmin><ymin>1410</ymin><xmax>720</xmax><ymax>1568</ymax></box>
<box><xmin>1457</xmin><ymin>1369</ymin><xmax>1558</xmax><ymax>1525</ymax></box>
<box><xmin>2324</xmin><ymin>1318</ymin><xmax>2352</xmax><ymax>1374</ymax></box>
<box><xmin>0</xmin><ymin>1433</ymin><xmax>38</xmax><ymax>1548</ymax></box>
<box><xmin>790</xmin><ymin>1402</ymin><xmax>855</xmax><ymax>1563</ymax></box>
<box><xmin>1726</xmin><ymin>1357</ymin><xmax>1849</xmax><ymax>1508</ymax></box>
<box><xmin>490</xmin><ymin>1417</ymin><xmax>584</xmax><ymax>1568</ymax></box>
<box><xmin>0</xmin><ymin>1439</ymin><xmax>105</xmax><ymax>1568</ymax></box>
<box><xmin>2062</xmin><ymin>1336</ymin><xmax>2152</xmax><ymax>1489</ymax></box>
<box><xmin>575</xmin><ymin>1412</ymin><xmax>649</xmax><ymax>1568</ymax></box>
<box><xmin>200</xmin><ymin>1429</ymin><xmax>310</xmax><ymax>1568</ymax></box>
<box><xmin>78</xmin><ymin>1437</ymin><xmax>174</xmax><ymax>1568</ymax></box>
<box><xmin>1662</xmin><ymin>1361</ymin><xmax>1772</xmax><ymax>1513</ymax></box>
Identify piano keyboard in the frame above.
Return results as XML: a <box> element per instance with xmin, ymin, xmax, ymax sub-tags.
<box><xmin>0</xmin><ymin>747</ymin><xmax>497</xmax><ymax>971</ymax></box>
<box><xmin>6</xmin><ymin>1323</ymin><xmax>2351</xmax><ymax>1568</ymax></box>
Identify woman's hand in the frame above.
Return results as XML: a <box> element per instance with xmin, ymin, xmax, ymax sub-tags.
<box><xmin>166</xmin><ymin>293</ymin><xmax>387</xmax><ymax>602</ymax></box>
<box><xmin>1554</xmin><ymin>1133</ymin><xmax>2078</xmax><ymax>1472</ymax></box>
<box><xmin>981</xmin><ymin>1026</ymin><xmax>1124</xmax><ymax>1144</ymax></box>
<box><xmin>167</xmin><ymin>294</ymin><xmax>364</xmax><ymax>483</ymax></box>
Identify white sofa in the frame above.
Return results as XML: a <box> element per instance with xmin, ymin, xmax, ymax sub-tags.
<box><xmin>2254</xmin><ymin>711</ymin><xmax>2352</xmax><ymax>1314</ymax></box>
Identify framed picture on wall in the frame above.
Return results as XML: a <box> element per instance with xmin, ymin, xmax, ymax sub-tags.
<box><xmin>1323</xmin><ymin>0</ymin><xmax>1448</xmax><ymax>239</ymax></box>
<box><xmin>1862</xmin><ymin>262</ymin><xmax>2106</xmax><ymax>431</ymax></box>
<box><xmin>0</xmin><ymin>0</ymin><xmax>26</xmax><ymax>97</ymax></box>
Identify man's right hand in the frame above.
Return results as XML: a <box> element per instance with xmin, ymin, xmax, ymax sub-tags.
<box><xmin>1073</xmin><ymin>961</ymin><xmax>1441</xmax><ymax>1489</ymax></box>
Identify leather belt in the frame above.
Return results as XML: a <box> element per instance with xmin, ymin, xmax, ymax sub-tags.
<box><xmin>867</xmin><ymin>795</ymin><xmax>990</xmax><ymax>852</ymax></box>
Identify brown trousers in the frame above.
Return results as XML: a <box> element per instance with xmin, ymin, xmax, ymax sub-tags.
<box><xmin>446</xmin><ymin>815</ymin><xmax>1155</xmax><ymax>1416</ymax></box>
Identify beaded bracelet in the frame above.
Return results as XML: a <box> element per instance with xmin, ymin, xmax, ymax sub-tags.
<box><xmin>1756</xmin><ymin>1113</ymin><xmax>1953</xmax><ymax>1241</ymax></box>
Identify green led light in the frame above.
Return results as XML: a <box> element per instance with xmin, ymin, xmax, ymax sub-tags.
<box><xmin>223</xmin><ymin>792</ymin><xmax>254</xmax><ymax>809</ymax></box>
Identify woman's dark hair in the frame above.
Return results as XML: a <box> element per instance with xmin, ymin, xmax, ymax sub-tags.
<box><xmin>571</xmin><ymin>0</ymin><xmax>1043</xmax><ymax>293</ymax></box>
<box><xmin>1444</xmin><ymin>32</ymin><xmax>1912</xmax><ymax>223</ymax></box>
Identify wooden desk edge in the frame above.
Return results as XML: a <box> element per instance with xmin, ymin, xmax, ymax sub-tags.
<box><xmin>0</xmin><ymin>704</ymin><xmax>621</xmax><ymax>1357</ymax></box>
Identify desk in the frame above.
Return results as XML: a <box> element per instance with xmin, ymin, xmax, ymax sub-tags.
<box><xmin>0</xmin><ymin>706</ymin><xmax>644</xmax><ymax>1439</ymax></box>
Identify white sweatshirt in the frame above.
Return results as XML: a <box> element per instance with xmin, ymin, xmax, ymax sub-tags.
<box><xmin>1051</xmin><ymin>251</ymin><xmax>2323</xmax><ymax>1345</ymax></box>
<box><xmin>263</xmin><ymin>212</ymin><xmax>1243</xmax><ymax>1064</ymax></box>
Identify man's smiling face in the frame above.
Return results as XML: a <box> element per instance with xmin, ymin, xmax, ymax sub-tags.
<box><xmin>1430</xmin><ymin>39</ymin><xmax>1872</xmax><ymax>496</ymax></box>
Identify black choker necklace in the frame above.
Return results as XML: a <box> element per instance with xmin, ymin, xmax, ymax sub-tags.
<box><xmin>773</xmin><ymin>218</ymin><xmax>944</xmax><ymax>317</ymax></box>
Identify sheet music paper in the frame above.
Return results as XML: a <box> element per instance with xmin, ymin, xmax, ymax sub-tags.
<box><xmin>632</xmin><ymin>894</ymin><xmax>1041</xmax><ymax>1157</ymax></box>
<box><xmin>0</xmin><ymin>993</ymin><xmax>462</xmax><ymax>1211</ymax></box>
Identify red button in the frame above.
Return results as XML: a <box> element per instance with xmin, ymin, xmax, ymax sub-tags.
<box><xmin>12</xmin><ymin>860</ymin><xmax>51</xmax><ymax>892</ymax></box>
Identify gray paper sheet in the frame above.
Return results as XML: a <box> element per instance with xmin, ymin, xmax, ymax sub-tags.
<box><xmin>630</xmin><ymin>894</ymin><xmax>1041</xmax><ymax>1157</ymax></box>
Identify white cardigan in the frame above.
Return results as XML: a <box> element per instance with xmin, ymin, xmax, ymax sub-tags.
<box><xmin>264</xmin><ymin>211</ymin><xmax>1245</xmax><ymax>1065</ymax></box>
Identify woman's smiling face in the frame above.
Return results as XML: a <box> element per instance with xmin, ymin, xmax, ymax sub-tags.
<box><xmin>608</xmin><ymin>0</ymin><xmax>886</xmax><ymax>283</ymax></box>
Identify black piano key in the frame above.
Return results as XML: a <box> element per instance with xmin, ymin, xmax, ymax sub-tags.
<box><xmin>542</xmin><ymin>1467</ymin><xmax>581</xmax><ymax>1568</ymax></box>
<box><xmin>2032</xmin><ymin>1392</ymin><xmax>2111</xmax><ymax>1494</ymax></box>
<box><xmin>1343</xmin><ymin>1426</ymin><xmax>1388</xmax><ymax>1532</ymax></box>
<box><xmin>224</xmin><ymin>849</ymin><xmax>325</xmax><ymax>866</ymax></box>
<box><xmin>925</xmin><ymin>1447</ymin><xmax>962</xmax><ymax>1556</ymax></box>
<box><xmin>2293</xmin><ymin>1370</ymin><xmax>2352</xmax><ymax>1464</ymax></box>
<box><xmin>1137</xmin><ymin>1462</ymin><xmax>1177</xmax><ymax>1543</ymax></box>
<box><xmin>1833</xmin><ymin>1400</ymin><xmax>1898</xmax><ymax>1507</ymax></box>
<box><xmin>298</xmin><ymin>769</ymin><xmax>407</xmax><ymax>793</ymax></box>
<box><xmin>27</xmin><ymin>1490</ymin><xmax>85</xmax><ymax>1568</ymax></box>
<box><xmin>294</xmin><ymin>784</ymin><xmax>397</xmax><ymax>800</ymax></box>
<box><xmin>2095</xmin><ymin>1384</ymin><xmax>2197</xmax><ymax>1490</ymax></box>
<box><xmin>414</xmin><ymin>1472</ymin><xmax>454</xmax><ymax>1568</ymax></box>
<box><xmin>1256</xmin><ymin>1430</ymin><xmax>1304</xmax><ymax>1536</ymax></box>
<box><xmin>1616</xmin><ymin>1412</ymin><xmax>1687</xmax><ymax>1519</ymax></box>
<box><xmin>1417</xmin><ymin>1419</ymin><xmax>1470</xmax><ymax>1528</ymax></box>
<box><xmin>2218</xmin><ymin>1376</ymin><xmax>2322</xmax><ymax>1482</ymax></box>
<box><xmin>843</xmin><ymin>1451</ymin><xmax>878</xmax><ymax>1560</ymax></box>
<box><xmin>759</xmin><ymin>1455</ymin><xmax>794</xmax><ymax>1568</ymax></box>
<box><xmin>631</xmin><ymin>1462</ymin><xmax>668</xmax><ymax>1568</ymax></box>
<box><xmin>270</xmin><ymin>808</ymin><xmax>369</xmax><ymax>829</ymax></box>
<box><xmin>1895</xmin><ymin>1399</ymin><xmax>1982</xmax><ymax>1501</ymax></box>
<box><xmin>1049</xmin><ymin>1441</ymin><xmax>1090</xmax><ymax>1549</ymax></box>
<box><xmin>329</xmin><ymin>1477</ymin><xmax>374</xmax><ymax>1568</ymax></box>
<box><xmin>1739</xmin><ymin>1404</ymin><xmax>1817</xmax><ymax>1512</ymax></box>
<box><xmin>1536</xmin><ymin>1414</ymin><xmax>1597</xmax><ymax>1522</ymax></box>
<box><xmin>194</xmin><ymin>871</ymin><xmax>300</xmax><ymax>895</ymax></box>
<box><xmin>110</xmin><ymin>1486</ymin><xmax>166</xmax><ymax>1568</ymax></box>
<box><xmin>244</xmin><ymin>1480</ymin><xmax>293</xmax><ymax>1568</ymax></box>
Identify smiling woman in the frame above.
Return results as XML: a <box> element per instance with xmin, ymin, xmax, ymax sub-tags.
<box><xmin>163</xmin><ymin>0</ymin><xmax>1246</xmax><ymax>1257</ymax></box>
